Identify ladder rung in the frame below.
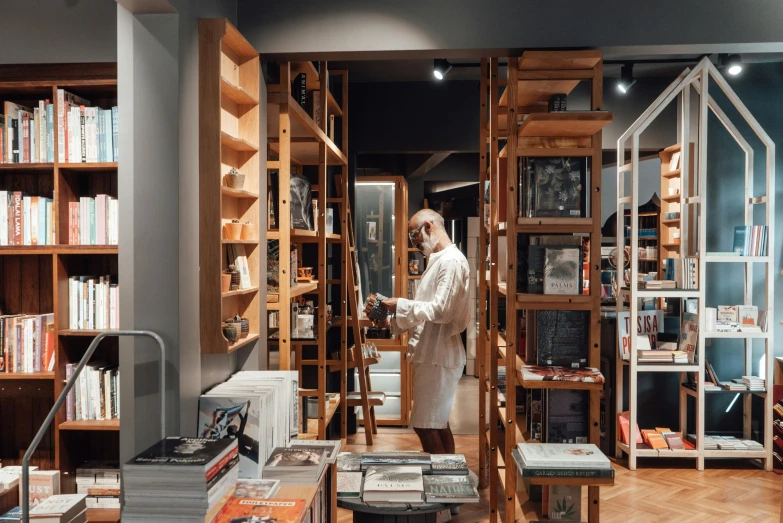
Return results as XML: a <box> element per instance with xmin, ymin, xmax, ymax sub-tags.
<box><xmin>298</xmin><ymin>389</ymin><xmax>317</xmax><ymax>397</ymax></box>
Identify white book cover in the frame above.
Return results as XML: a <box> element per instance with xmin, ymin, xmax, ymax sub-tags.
<box><xmin>543</xmin><ymin>247</ymin><xmax>580</xmax><ymax>295</ymax></box>
<box><xmin>29</xmin><ymin>493</ymin><xmax>86</xmax><ymax>521</ymax></box>
<box><xmin>737</xmin><ymin>305</ymin><xmax>758</xmax><ymax>326</ymax></box>
<box><xmin>336</xmin><ymin>472</ymin><xmax>362</xmax><ymax>498</ymax></box>
<box><xmin>23</xmin><ymin>196</ymin><xmax>31</xmax><ymax>245</ymax></box>
<box><xmin>516</xmin><ymin>443</ymin><xmax>610</xmax><ymax>469</ymax></box>
<box><xmin>288</xmin><ymin>439</ymin><xmax>341</xmax><ymax>463</ymax></box>
<box><xmin>362</xmin><ymin>466</ymin><xmax>423</xmax><ymax>502</ymax></box>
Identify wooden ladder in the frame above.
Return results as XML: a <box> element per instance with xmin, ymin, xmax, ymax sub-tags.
<box><xmin>342</xmin><ymin>196</ymin><xmax>383</xmax><ymax>445</ymax></box>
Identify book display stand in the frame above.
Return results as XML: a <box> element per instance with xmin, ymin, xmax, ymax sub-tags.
<box><xmin>615</xmin><ymin>57</ymin><xmax>775</xmax><ymax>471</ymax></box>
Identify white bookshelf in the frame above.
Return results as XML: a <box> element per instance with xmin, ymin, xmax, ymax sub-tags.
<box><xmin>615</xmin><ymin>57</ymin><xmax>775</xmax><ymax>471</ymax></box>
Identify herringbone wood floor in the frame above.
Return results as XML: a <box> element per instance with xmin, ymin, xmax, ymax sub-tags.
<box><xmin>339</xmin><ymin>432</ymin><xmax>782</xmax><ymax>523</ymax></box>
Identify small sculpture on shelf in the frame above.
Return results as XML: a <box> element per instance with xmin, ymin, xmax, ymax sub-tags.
<box><xmin>222</xmin><ymin>321</ymin><xmax>238</xmax><ymax>343</ymax></box>
<box><xmin>232</xmin><ymin>313</ymin><xmax>250</xmax><ymax>338</ymax></box>
<box><xmin>224</xmin><ymin>167</ymin><xmax>245</xmax><ymax>190</ymax></box>
<box><xmin>226</xmin><ymin>264</ymin><xmax>240</xmax><ymax>291</ymax></box>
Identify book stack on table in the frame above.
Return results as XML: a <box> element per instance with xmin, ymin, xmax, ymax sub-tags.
<box><xmin>261</xmin><ymin>447</ymin><xmax>329</xmax><ymax>486</ymax></box>
<box><xmin>29</xmin><ymin>494</ymin><xmax>87</xmax><ymax>523</ymax></box>
<box><xmin>75</xmin><ymin>461</ymin><xmax>120</xmax><ymax>510</ymax></box>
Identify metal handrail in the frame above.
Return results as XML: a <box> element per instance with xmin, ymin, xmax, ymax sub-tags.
<box><xmin>22</xmin><ymin>330</ymin><xmax>167</xmax><ymax>522</ymax></box>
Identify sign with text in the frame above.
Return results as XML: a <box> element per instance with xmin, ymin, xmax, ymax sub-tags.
<box><xmin>617</xmin><ymin>310</ymin><xmax>664</xmax><ymax>360</ymax></box>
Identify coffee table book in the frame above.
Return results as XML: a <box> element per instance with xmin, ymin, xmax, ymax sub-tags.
<box><xmin>336</xmin><ymin>472</ymin><xmax>363</xmax><ymax>499</ymax></box>
<box><xmin>515</xmin><ymin>443</ymin><xmax>611</xmax><ymax>469</ymax></box>
<box><xmin>423</xmin><ymin>475</ymin><xmax>479</xmax><ymax>503</ymax></box>
<box><xmin>213</xmin><ymin>499</ymin><xmax>306</xmax><ymax>523</ymax></box>
<box><xmin>28</xmin><ymin>494</ymin><xmax>86</xmax><ymax>523</ymax></box>
<box><xmin>430</xmin><ymin>454</ymin><xmax>469</xmax><ymax>475</ymax></box>
<box><xmin>360</xmin><ymin>451</ymin><xmax>431</xmax><ymax>471</ymax></box>
<box><xmin>511</xmin><ymin>450</ymin><xmax>614</xmax><ymax>479</ymax></box>
<box><xmin>362</xmin><ymin>466</ymin><xmax>424</xmax><ymax>503</ymax></box>
<box><xmin>233</xmin><ymin>479</ymin><xmax>281</xmax><ymax>499</ymax></box>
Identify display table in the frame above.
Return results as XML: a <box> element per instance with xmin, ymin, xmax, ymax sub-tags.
<box><xmin>337</xmin><ymin>498</ymin><xmax>456</xmax><ymax>523</ymax></box>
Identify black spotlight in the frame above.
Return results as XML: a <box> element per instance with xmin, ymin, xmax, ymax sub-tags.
<box><xmin>725</xmin><ymin>54</ymin><xmax>743</xmax><ymax>75</ymax></box>
<box><xmin>433</xmin><ymin>59</ymin><xmax>452</xmax><ymax>80</ymax></box>
<box><xmin>617</xmin><ymin>64</ymin><xmax>636</xmax><ymax>94</ymax></box>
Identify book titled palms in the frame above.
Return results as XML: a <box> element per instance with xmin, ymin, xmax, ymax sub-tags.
<box><xmin>362</xmin><ymin>466</ymin><xmax>424</xmax><ymax>503</ymax></box>
<box><xmin>423</xmin><ymin>475</ymin><xmax>479</xmax><ymax>503</ymax></box>
<box><xmin>544</xmin><ymin>248</ymin><xmax>580</xmax><ymax>295</ymax></box>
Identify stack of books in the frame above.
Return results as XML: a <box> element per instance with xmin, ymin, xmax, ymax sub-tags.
<box><xmin>742</xmin><ymin>439</ymin><xmax>764</xmax><ymax>451</ymax></box>
<box><xmin>360</xmin><ymin>451</ymin><xmax>432</xmax><ymax>472</ymax></box>
<box><xmin>261</xmin><ymin>447</ymin><xmax>328</xmax><ymax>486</ymax></box>
<box><xmin>741</xmin><ymin>376</ymin><xmax>765</xmax><ymax>391</ymax></box>
<box><xmin>732</xmin><ymin>225</ymin><xmax>768</xmax><ymax>256</ymax></box>
<box><xmin>287</xmin><ymin>439</ymin><xmax>341</xmax><ymax>465</ymax></box>
<box><xmin>637</xmin><ymin>350</ymin><xmax>688</xmax><ymax>364</ymax></box>
<box><xmin>29</xmin><ymin>494</ymin><xmax>87</xmax><ymax>523</ymax></box>
<box><xmin>362</xmin><ymin>466</ymin><xmax>424</xmax><ymax>503</ymax></box>
<box><xmin>511</xmin><ymin>443</ymin><xmax>614</xmax><ymax>479</ymax></box>
<box><xmin>122</xmin><ymin>437</ymin><xmax>239</xmax><ymax>523</ymax></box>
<box><xmin>721</xmin><ymin>381</ymin><xmax>747</xmax><ymax>391</ymax></box>
<box><xmin>643</xmin><ymin>280</ymin><xmax>676</xmax><ymax>290</ymax></box>
<box><xmin>68</xmin><ymin>195</ymin><xmax>119</xmax><ymax>246</ymax></box>
<box><xmin>0</xmin><ymin>506</ymin><xmax>22</xmax><ymax>521</ymax></box>
<box><xmin>0</xmin><ymin>466</ymin><xmax>36</xmax><ymax>494</ymax></box>
<box><xmin>687</xmin><ymin>434</ymin><xmax>719</xmax><ymax>450</ymax></box>
<box><xmin>68</xmin><ymin>276</ymin><xmax>119</xmax><ymax>331</ymax></box>
<box><xmin>75</xmin><ymin>461</ymin><xmax>120</xmax><ymax>510</ymax></box>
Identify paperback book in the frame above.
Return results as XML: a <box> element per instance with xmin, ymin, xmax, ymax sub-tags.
<box><xmin>214</xmin><ymin>499</ymin><xmax>306</xmax><ymax>523</ymax></box>
<box><xmin>362</xmin><ymin>466</ymin><xmax>424</xmax><ymax>503</ymax></box>
<box><xmin>430</xmin><ymin>454</ymin><xmax>469</xmax><ymax>475</ymax></box>
<box><xmin>423</xmin><ymin>475</ymin><xmax>479</xmax><ymax>503</ymax></box>
<box><xmin>233</xmin><ymin>479</ymin><xmax>281</xmax><ymax>500</ymax></box>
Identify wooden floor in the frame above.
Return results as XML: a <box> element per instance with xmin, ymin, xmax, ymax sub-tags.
<box><xmin>341</xmin><ymin>432</ymin><xmax>782</xmax><ymax>523</ymax></box>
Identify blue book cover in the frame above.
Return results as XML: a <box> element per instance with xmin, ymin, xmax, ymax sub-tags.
<box><xmin>104</xmin><ymin>110</ymin><xmax>113</xmax><ymax>163</ymax></box>
<box><xmin>89</xmin><ymin>198</ymin><xmax>96</xmax><ymax>245</ymax></box>
<box><xmin>111</xmin><ymin>106</ymin><xmax>118</xmax><ymax>162</ymax></box>
<box><xmin>46</xmin><ymin>103</ymin><xmax>54</xmax><ymax>162</ymax></box>
<box><xmin>732</xmin><ymin>226</ymin><xmax>747</xmax><ymax>255</ymax></box>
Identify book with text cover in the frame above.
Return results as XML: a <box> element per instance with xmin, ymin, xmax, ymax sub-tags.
<box><xmin>288</xmin><ymin>439</ymin><xmax>341</xmax><ymax>464</ymax></box>
<box><xmin>548</xmin><ymin>484</ymin><xmax>581</xmax><ymax>522</ymax></box>
<box><xmin>263</xmin><ymin>447</ymin><xmax>327</xmax><ymax>471</ymax></box>
<box><xmin>543</xmin><ymin>247</ymin><xmax>581</xmax><ymax>295</ymax></box>
<box><xmin>423</xmin><ymin>475</ymin><xmax>479</xmax><ymax>503</ymax></box>
<box><xmin>361</xmin><ymin>451</ymin><xmax>431</xmax><ymax>471</ymax></box>
<box><xmin>124</xmin><ymin>437</ymin><xmax>237</xmax><ymax>480</ymax></box>
<box><xmin>336</xmin><ymin>472</ymin><xmax>363</xmax><ymax>498</ymax></box>
<box><xmin>362</xmin><ymin>466</ymin><xmax>424</xmax><ymax>503</ymax></box>
<box><xmin>430</xmin><ymin>454</ymin><xmax>469</xmax><ymax>475</ymax></box>
<box><xmin>618</xmin><ymin>411</ymin><xmax>642</xmax><ymax>445</ymax></box>
<box><xmin>516</xmin><ymin>443</ymin><xmax>610</xmax><ymax>469</ymax></box>
<box><xmin>0</xmin><ymin>506</ymin><xmax>22</xmax><ymax>521</ymax></box>
<box><xmin>214</xmin><ymin>499</ymin><xmax>306</xmax><ymax>523</ymax></box>
<box><xmin>679</xmin><ymin>312</ymin><xmax>699</xmax><ymax>363</ymax></box>
<box><xmin>29</xmin><ymin>494</ymin><xmax>86</xmax><ymax>522</ymax></box>
<box><xmin>22</xmin><ymin>470</ymin><xmax>60</xmax><ymax>508</ymax></box>
<box><xmin>198</xmin><ymin>396</ymin><xmax>261</xmax><ymax>478</ymax></box>
<box><xmin>233</xmin><ymin>479</ymin><xmax>280</xmax><ymax>500</ymax></box>
<box><xmin>535</xmin><ymin>310</ymin><xmax>589</xmax><ymax>367</ymax></box>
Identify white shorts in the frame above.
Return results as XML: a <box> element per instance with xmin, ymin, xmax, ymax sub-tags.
<box><xmin>410</xmin><ymin>362</ymin><xmax>463</xmax><ymax>429</ymax></box>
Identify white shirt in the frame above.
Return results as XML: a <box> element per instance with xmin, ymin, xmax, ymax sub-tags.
<box><xmin>393</xmin><ymin>244</ymin><xmax>470</xmax><ymax>369</ymax></box>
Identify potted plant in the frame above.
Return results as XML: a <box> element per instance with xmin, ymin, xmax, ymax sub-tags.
<box><xmin>240</xmin><ymin>220</ymin><xmax>257</xmax><ymax>240</ymax></box>
<box><xmin>224</xmin><ymin>218</ymin><xmax>243</xmax><ymax>240</ymax></box>
<box><xmin>224</xmin><ymin>167</ymin><xmax>245</xmax><ymax>190</ymax></box>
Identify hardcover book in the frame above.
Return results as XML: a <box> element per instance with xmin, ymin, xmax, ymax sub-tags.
<box><xmin>125</xmin><ymin>437</ymin><xmax>237</xmax><ymax>478</ymax></box>
<box><xmin>336</xmin><ymin>472</ymin><xmax>363</xmax><ymax>498</ymax></box>
<box><xmin>430</xmin><ymin>454</ymin><xmax>469</xmax><ymax>475</ymax></box>
<box><xmin>287</xmin><ymin>439</ymin><xmax>341</xmax><ymax>464</ymax></box>
<box><xmin>362</xmin><ymin>466</ymin><xmax>424</xmax><ymax>503</ymax></box>
<box><xmin>519</xmin><ymin>157</ymin><xmax>586</xmax><ymax>218</ymax></box>
<box><xmin>521</xmin><ymin>366</ymin><xmax>604</xmax><ymax>383</ymax></box>
<box><xmin>263</xmin><ymin>447</ymin><xmax>327</xmax><ymax>470</ymax></box>
<box><xmin>548</xmin><ymin>485</ymin><xmax>581</xmax><ymax>522</ymax></box>
<box><xmin>546</xmin><ymin>389</ymin><xmax>588</xmax><ymax>444</ymax></box>
<box><xmin>215</xmin><ymin>499</ymin><xmax>306</xmax><ymax>523</ymax></box>
<box><xmin>423</xmin><ymin>475</ymin><xmax>479</xmax><ymax>503</ymax></box>
<box><xmin>679</xmin><ymin>312</ymin><xmax>699</xmax><ymax>364</ymax></box>
<box><xmin>732</xmin><ymin>226</ymin><xmax>747</xmax><ymax>255</ymax></box>
<box><xmin>512</xmin><ymin>450</ymin><xmax>615</xmax><ymax>479</ymax></box>
<box><xmin>515</xmin><ymin>443</ymin><xmax>610</xmax><ymax>469</ymax></box>
<box><xmin>0</xmin><ymin>506</ymin><xmax>21</xmax><ymax>522</ymax></box>
<box><xmin>535</xmin><ymin>310</ymin><xmax>589</xmax><ymax>367</ymax></box>
<box><xmin>737</xmin><ymin>305</ymin><xmax>758</xmax><ymax>326</ymax></box>
<box><xmin>543</xmin><ymin>247</ymin><xmax>580</xmax><ymax>295</ymax></box>
<box><xmin>290</xmin><ymin>174</ymin><xmax>313</xmax><ymax>230</ymax></box>
<box><xmin>29</xmin><ymin>494</ymin><xmax>86</xmax><ymax>522</ymax></box>
<box><xmin>233</xmin><ymin>479</ymin><xmax>280</xmax><ymax>500</ymax></box>
<box><xmin>198</xmin><ymin>396</ymin><xmax>261</xmax><ymax>478</ymax></box>
<box><xmin>336</xmin><ymin>452</ymin><xmax>361</xmax><ymax>472</ymax></box>
<box><xmin>361</xmin><ymin>451</ymin><xmax>431</xmax><ymax>470</ymax></box>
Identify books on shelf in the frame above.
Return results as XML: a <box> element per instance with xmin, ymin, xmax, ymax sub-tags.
<box><xmin>336</xmin><ymin>471</ymin><xmax>363</xmax><ymax>499</ymax></box>
<box><xmin>29</xmin><ymin>494</ymin><xmax>86</xmax><ymax>523</ymax></box>
<box><xmin>423</xmin><ymin>475</ymin><xmax>479</xmax><ymax>504</ymax></box>
<box><xmin>663</xmin><ymin>257</ymin><xmax>698</xmax><ymax>289</ymax></box>
<box><xmin>0</xmin><ymin>192</ymin><xmax>54</xmax><ymax>246</ymax></box>
<box><xmin>68</xmin><ymin>195</ymin><xmax>118</xmax><ymax>246</ymax></box>
<box><xmin>637</xmin><ymin>349</ymin><xmax>688</xmax><ymax>364</ymax></box>
<box><xmin>535</xmin><ymin>310</ymin><xmax>589</xmax><ymax>367</ymax></box>
<box><xmin>261</xmin><ymin>447</ymin><xmax>328</xmax><ymax>486</ymax></box>
<box><xmin>214</xmin><ymin>499</ymin><xmax>306</xmax><ymax>523</ymax></box>
<box><xmin>732</xmin><ymin>225</ymin><xmax>768</xmax><ymax>256</ymax></box>
<box><xmin>543</xmin><ymin>247</ymin><xmax>581</xmax><ymax>295</ymax></box>
<box><xmin>122</xmin><ymin>437</ymin><xmax>239</xmax><ymax>523</ymax></box>
<box><xmin>65</xmin><ymin>361</ymin><xmax>119</xmax><ymax>422</ymax></box>
<box><xmin>0</xmin><ymin>313</ymin><xmax>55</xmax><ymax>373</ymax></box>
<box><xmin>520</xmin><ymin>365</ymin><xmax>604</xmax><ymax>383</ymax></box>
<box><xmin>68</xmin><ymin>276</ymin><xmax>119</xmax><ymax>330</ymax></box>
<box><xmin>76</xmin><ymin>461</ymin><xmax>120</xmax><ymax>510</ymax></box>
<box><xmin>617</xmin><ymin>412</ymin><xmax>642</xmax><ymax>446</ymax></box>
<box><xmin>2</xmin><ymin>100</ymin><xmax>53</xmax><ymax>164</ymax></box>
<box><xmin>362</xmin><ymin>466</ymin><xmax>424</xmax><ymax>503</ymax></box>
<box><xmin>514</xmin><ymin>443</ymin><xmax>611</xmax><ymax>469</ymax></box>
<box><xmin>687</xmin><ymin>434</ymin><xmax>763</xmax><ymax>451</ymax></box>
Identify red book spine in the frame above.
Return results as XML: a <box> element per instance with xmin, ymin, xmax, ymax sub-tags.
<box><xmin>205</xmin><ymin>446</ymin><xmax>239</xmax><ymax>482</ymax></box>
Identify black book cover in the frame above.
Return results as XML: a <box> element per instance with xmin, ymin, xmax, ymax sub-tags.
<box><xmin>128</xmin><ymin>437</ymin><xmax>234</xmax><ymax>466</ymax></box>
<box><xmin>269</xmin><ymin>170</ymin><xmax>280</xmax><ymax>229</ymax></box>
<box><xmin>11</xmin><ymin>118</ymin><xmax>19</xmax><ymax>163</ymax></box>
<box><xmin>293</xmin><ymin>73</ymin><xmax>307</xmax><ymax>109</ymax></box>
<box><xmin>535</xmin><ymin>310</ymin><xmax>589</xmax><ymax>367</ymax></box>
<box><xmin>520</xmin><ymin>157</ymin><xmax>586</xmax><ymax>218</ymax></box>
<box><xmin>516</xmin><ymin>234</ymin><xmax>531</xmax><ymax>293</ymax></box>
<box><xmin>546</xmin><ymin>389</ymin><xmax>588</xmax><ymax>443</ymax></box>
<box><xmin>290</xmin><ymin>174</ymin><xmax>313</xmax><ymax>230</ymax></box>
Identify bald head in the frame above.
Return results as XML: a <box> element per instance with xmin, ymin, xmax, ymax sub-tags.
<box><xmin>410</xmin><ymin>209</ymin><xmax>445</xmax><ymax>232</ymax></box>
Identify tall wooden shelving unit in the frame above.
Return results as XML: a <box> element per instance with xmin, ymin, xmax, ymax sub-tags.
<box><xmin>199</xmin><ymin>18</ymin><xmax>262</xmax><ymax>355</ymax></box>
<box><xmin>616</xmin><ymin>57</ymin><xmax>775</xmax><ymax>472</ymax></box>
<box><xmin>0</xmin><ymin>63</ymin><xmax>120</xmax><ymax>522</ymax></box>
<box><xmin>485</xmin><ymin>52</ymin><xmax>611</xmax><ymax>522</ymax></box>
<box><xmin>266</xmin><ymin>60</ymin><xmax>348</xmax><ymax>441</ymax></box>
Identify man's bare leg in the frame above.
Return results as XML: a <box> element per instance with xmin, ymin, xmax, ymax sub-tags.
<box><xmin>438</xmin><ymin>423</ymin><xmax>456</xmax><ymax>454</ymax></box>
<box><xmin>414</xmin><ymin>427</ymin><xmax>445</xmax><ymax>454</ymax></box>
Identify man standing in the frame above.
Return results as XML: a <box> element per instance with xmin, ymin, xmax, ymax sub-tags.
<box><xmin>371</xmin><ymin>209</ymin><xmax>470</xmax><ymax>455</ymax></box>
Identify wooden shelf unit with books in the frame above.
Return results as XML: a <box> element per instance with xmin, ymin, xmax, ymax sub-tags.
<box><xmin>483</xmin><ymin>52</ymin><xmax>610</xmax><ymax>523</ymax></box>
<box><xmin>614</xmin><ymin>58</ymin><xmax>775</xmax><ymax>472</ymax></box>
<box><xmin>0</xmin><ymin>63</ymin><xmax>120</xmax><ymax>514</ymax></box>
<box><xmin>266</xmin><ymin>60</ymin><xmax>349</xmax><ymax>442</ymax></box>
<box><xmin>198</xmin><ymin>19</ymin><xmax>261</xmax><ymax>356</ymax></box>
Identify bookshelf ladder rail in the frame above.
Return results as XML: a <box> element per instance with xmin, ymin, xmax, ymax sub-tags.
<box><xmin>22</xmin><ymin>330</ymin><xmax>167</xmax><ymax>522</ymax></box>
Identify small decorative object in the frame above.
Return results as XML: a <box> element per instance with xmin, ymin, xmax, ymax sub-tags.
<box><xmin>240</xmin><ymin>221</ymin><xmax>257</xmax><ymax>240</ymax></box>
<box><xmin>233</xmin><ymin>314</ymin><xmax>250</xmax><ymax>338</ymax></box>
<box><xmin>548</xmin><ymin>93</ymin><xmax>567</xmax><ymax>112</ymax></box>
<box><xmin>221</xmin><ymin>272</ymin><xmax>232</xmax><ymax>293</ymax></box>
<box><xmin>367</xmin><ymin>221</ymin><xmax>377</xmax><ymax>241</ymax></box>
<box><xmin>364</xmin><ymin>293</ymin><xmax>389</xmax><ymax>324</ymax></box>
<box><xmin>297</xmin><ymin>267</ymin><xmax>314</xmax><ymax>282</ymax></box>
<box><xmin>222</xmin><ymin>322</ymin><xmax>238</xmax><ymax>343</ymax></box>
<box><xmin>224</xmin><ymin>167</ymin><xmax>245</xmax><ymax>190</ymax></box>
<box><xmin>669</xmin><ymin>151</ymin><xmax>681</xmax><ymax>171</ymax></box>
<box><xmin>225</xmin><ymin>317</ymin><xmax>242</xmax><ymax>338</ymax></box>
<box><xmin>224</xmin><ymin>218</ymin><xmax>243</xmax><ymax>240</ymax></box>
<box><xmin>408</xmin><ymin>259</ymin><xmax>419</xmax><ymax>275</ymax></box>
<box><xmin>227</xmin><ymin>264</ymin><xmax>240</xmax><ymax>290</ymax></box>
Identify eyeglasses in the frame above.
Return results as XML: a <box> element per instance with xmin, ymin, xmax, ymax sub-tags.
<box><xmin>408</xmin><ymin>223</ymin><xmax>425</xmax><ymax>246</ymax></box>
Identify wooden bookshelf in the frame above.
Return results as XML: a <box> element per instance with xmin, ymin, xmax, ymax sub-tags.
<box><xmin>483</xmin><ymin>52</ymin><xmax>609</xmax><ymax>522</ymax></box>
<box><xmin>0</xmin><ymin>62</ymin><xmax>120</xmax><ymax>495</ymax></box>
<box><xmin>198</xmin><ymin>19</ymin><xmax>261</xmax><ymax>355</ymax></box>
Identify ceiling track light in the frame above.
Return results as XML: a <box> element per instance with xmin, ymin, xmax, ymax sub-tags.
<box><xmin>725</xmin><ymin>54</ymin><xmax>743</xmax><ymax>75</ymax></box>
<box><xmin>433</xmin><ymin>58</ymin><xmax>452</xmax><ymax>80</ymax></box>
<box><xmin>617</xmin><ymin>63</ymin><xmax>636</xmax><ymax>94</ymax></box>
